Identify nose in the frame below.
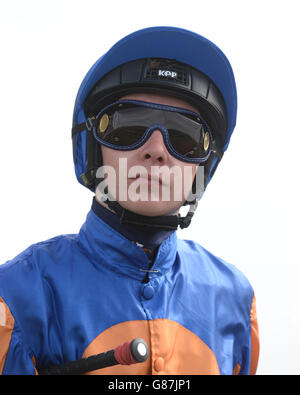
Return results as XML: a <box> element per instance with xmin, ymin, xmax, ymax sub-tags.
<box><xmin>139</xmin><ymin>129</ymin><xmax>168</xmax><ymax>164</ymax></box>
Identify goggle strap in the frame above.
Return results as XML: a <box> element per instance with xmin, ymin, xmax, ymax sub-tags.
<box><xmin>72</xmin><ymin>117</ymin><xmax>96</xmax><ymax>138</ymax></box>
<box><xmin>101</xmin><ymin>191</ymin><xmax>198</xmax><ymax>230</ymax></box>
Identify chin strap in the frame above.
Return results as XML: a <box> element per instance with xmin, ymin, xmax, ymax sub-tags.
<box><xmin>95</xmin><ymin>165</ymin><xmax>204</xmax><ymax>231</ymax></box>
<box><xmin>100</xmin><ymin>192</ymin><xmax>198</xmax><ymax>231</ymax></box>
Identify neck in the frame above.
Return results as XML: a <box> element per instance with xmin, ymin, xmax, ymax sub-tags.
<box><xmin>92</xmin><ymin>196</ymin><xmax>175</xmax><ymax>253</ymax></box>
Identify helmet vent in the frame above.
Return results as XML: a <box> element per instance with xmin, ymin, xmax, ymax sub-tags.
<box><xmin>144</xmin><ymin>59</ymin><xmax>188</xmax><ymax>85</ymax></box>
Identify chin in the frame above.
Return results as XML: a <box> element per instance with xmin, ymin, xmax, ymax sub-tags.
<box><xmin>120</xmin><ymin>200</ymin><xmax>181</xmax><ymax>217</ymax></box>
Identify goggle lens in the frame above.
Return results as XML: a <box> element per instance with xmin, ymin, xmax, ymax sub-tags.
<box><xmin>94</xmin><ymin>101</ymin><xmax>212</xmax><ymax>161</ymax></box>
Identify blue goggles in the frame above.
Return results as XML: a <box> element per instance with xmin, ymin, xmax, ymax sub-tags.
<box><xmin>92</xmin><ymin>100</ymin><xmax>214</xmax><ymax>163</ymax></box>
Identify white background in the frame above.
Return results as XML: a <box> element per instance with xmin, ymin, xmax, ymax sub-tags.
<box><xmin>0</xmin><ymin>0</ymin><xmax>299</xmax><ymax>375</ymax></box>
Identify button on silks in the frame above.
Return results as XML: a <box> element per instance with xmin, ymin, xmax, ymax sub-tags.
<box><xmin>143</xmin><ymin>285</ymin><xmax>154</xmax><ymax>300</ymax></box>
<box><xmin>154</xmin><ymin>357</ymin><xmax>165</xmax><ymax>372</ymax></box>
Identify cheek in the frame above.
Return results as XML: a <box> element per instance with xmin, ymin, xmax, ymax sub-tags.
<box><xmin>172</xmin><ymin>161</ymin><xmax>198</xmax><ymax>186</ymax></box>
<box><xmin>101</xmin><ymin>146</ymin><xmax>137</xmax><ymax>175</ymax></box>
<box><xmin>101</xmin><ymin>145</ymin><xmax>115</xmax><ymax>167</ymax></box>
<box><xmin>101</xmin><ymin>146</ymin><xmax>127</xmax><ymax>168</ymax></box>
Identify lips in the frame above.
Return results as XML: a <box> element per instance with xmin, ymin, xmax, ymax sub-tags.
<box><xmin>128</xmin><ymin>174</ymin><xmax>165</xmax><ymax>186</ymax></box>
<box><xmin>144</xmin><ymin>174</ymin><xmax>162</xmax><ymax>185</ymax></box>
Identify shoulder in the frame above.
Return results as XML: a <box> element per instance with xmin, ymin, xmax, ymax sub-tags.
<box><xmin>1</xmin><ymin>233</ymin><xmax>77</xmax><ymax>271</ymax></box>
<box><xmin>0</xmin><ymin>233</ymin><xmax>78</xmax><ymax>305</ymax></box>
<box><xmin>178</xmin><ymin>238</ymin><xmax>251</xmax><ymax>284</ymax></box>
<box><xmin>177</xmin><ymin>238</ymin><xmax>254</xmax><ymax>308</ymax></box>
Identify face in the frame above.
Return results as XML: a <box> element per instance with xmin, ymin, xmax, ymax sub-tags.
<box><xmin>96</xmin><ymin>93</ymin><xmax>199</xmax><ymax>217</ymax></box>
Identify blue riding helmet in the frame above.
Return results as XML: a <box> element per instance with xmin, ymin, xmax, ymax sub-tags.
<box><xmin>71</xmin><ymin>26</ymin><xmax>237</xmax><ymax>230</ymax></box>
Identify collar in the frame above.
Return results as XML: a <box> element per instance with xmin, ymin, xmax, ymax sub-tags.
<box><xmin>91</xmin><ymin>197</ymin><xmax>175</xmax><ymax>255</ymax></box>
<box><xmin>77</xmin><ymin>208</ymin><xmax>178</xmax><ymax>281</ymax></box>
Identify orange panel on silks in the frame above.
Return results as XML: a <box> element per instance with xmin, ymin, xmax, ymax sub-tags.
<box><xmin>82</xmin><ymin>319</ymin><xmax>220</xmax><ymax>375</ymax></box>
